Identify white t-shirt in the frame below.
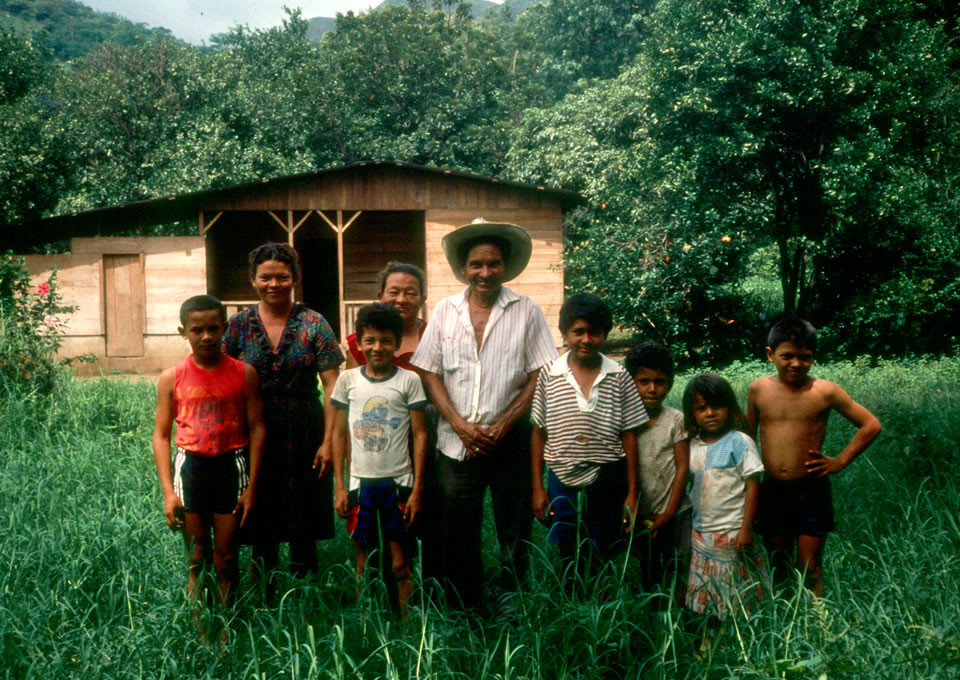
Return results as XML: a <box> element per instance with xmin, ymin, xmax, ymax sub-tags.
<box><xmin>689</xmin><ymin>430</ymin><xmax>764</xmax><ymax>534</ymax></box>
<box><xmin>637</xmin><ymin>406</ymin><xmax>691</xmax><ymax>516</ymax></box>
<box><xmin>330</xmin><ymin>365</ymin><xmax>428</xmax><ymax>480</ymax></box>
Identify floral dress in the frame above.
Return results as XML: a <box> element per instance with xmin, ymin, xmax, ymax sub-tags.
<box><xmin>224</xmin><ymin>303</ymin><xmax>344</xmax><ymax>544</ymax></box>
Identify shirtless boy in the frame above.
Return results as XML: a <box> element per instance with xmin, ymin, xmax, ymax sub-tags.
<box><xmin>746</xmin><ymin>318</ymin><xmax>881</xmax><ymax>595</ymax></box>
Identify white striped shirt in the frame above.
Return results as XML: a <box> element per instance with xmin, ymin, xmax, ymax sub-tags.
<box><xmin>411</xmin><ymin>286</ymin><xmax>558</xmax><ymax>462</ymax></box>
<box><xmin>532</xmin><ymin>352</ymin><xmax>648</xmax><ymax>487</ymax></box>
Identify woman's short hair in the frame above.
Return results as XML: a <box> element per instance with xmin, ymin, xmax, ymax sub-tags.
<box><xmin>377</xmin><ymin>262</ymin><xmax>426</xmax><ymax>297</ymax></box>
<box><xmin>248</xmin><ymin>243</ymin><xmax>300</xmax><ymax>281</ymax></box>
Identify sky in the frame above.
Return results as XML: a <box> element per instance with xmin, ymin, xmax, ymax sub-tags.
<box><xmin>76</xmin><ymin>1</ymin><xmax>418</xmax><ymax>45</ymax></box>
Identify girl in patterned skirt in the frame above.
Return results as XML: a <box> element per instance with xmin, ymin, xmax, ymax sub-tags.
<box><xmin>682</xmin><ymin>373</ymin><xmax>767</xmax><ymax>621</ymax></box>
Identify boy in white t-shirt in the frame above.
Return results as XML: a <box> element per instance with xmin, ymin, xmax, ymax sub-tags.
<box><xmin>331</xmin><ymin>304</ymin><xmax>428</xmax><ymax>616</ymax></box>
<box><xmin>625</xmin><ymin>344</ymin><xmax>691</xmax><ymax>598</ymax></box>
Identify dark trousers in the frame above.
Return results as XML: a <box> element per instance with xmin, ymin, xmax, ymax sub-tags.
<box><xmin>428</xmin><ymin>422</ymin><xmax>532</xmax><ymax>611</ymax></box>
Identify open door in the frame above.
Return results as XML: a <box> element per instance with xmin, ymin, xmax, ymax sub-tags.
<box><xmin>103</xmin><ymin>254</ymin><xmax>145</xmax><ymax>357</ymax></box>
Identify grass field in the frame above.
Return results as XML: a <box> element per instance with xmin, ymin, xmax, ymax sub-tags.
<box><xmin>1</xmin><ymin>356</ymin><xmax>958</xmax><ymax>679</ymax></box>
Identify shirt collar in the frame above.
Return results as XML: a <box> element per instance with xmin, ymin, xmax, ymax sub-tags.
<box><xmin>452</xmin><ymin>285</ymin><xmax>519</xmax><ymax>310</ymax></box>
<box><xmin>547</xmin><ymin>351</ymin><xmax>622</xmax><ymax>376</ymax></box>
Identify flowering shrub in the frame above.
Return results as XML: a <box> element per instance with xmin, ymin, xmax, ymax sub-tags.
<box><xmin>0</xmin><ymin>253</ymin><xmax>87</xmax><ymax>395</ymax></box>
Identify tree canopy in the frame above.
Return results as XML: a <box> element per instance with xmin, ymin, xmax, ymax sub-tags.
<box><xmin>2</xmin><ymin>0</ymin><xmax>958</xmax><ymax>359</ymax></box>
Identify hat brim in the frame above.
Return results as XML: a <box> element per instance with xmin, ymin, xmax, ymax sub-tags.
<box><xmin>442</xmin><ymin>222</ymin><xmax>533</xmax><ymax>284</ymax></box>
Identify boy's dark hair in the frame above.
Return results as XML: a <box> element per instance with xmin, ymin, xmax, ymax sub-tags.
<box><xmin>377</xmin><ymin>261</ymin><xmax>426</xmax><ymax>297</ymax></box>
<box><xmin>456</xmin><ymin>235</ymin><xmax>511</xmax><ymax>268</ymax></box>
<box><xmin>682</xmin><ymin>373</ymin><xmax>748</xmax><ymax>434</ymax></box>
<box><xmin>558</xmin><ymin>292</ymin><xmax>613</xmax><ymax>334</ymax></box>
<box><xmin>767</xmin><ymin>317</ymin><xmax>818</xmax><ymax>352</ymax></box>
<box><xmin>248</xmin><ymin>242</ymin><xmax>300</xmax><ymax>282</ymax></box>
<box><xmin>180</xmin><ymin>295</ymin><xmax>226</xmax><ymax>326</ymax></box>
<box><xmin>355</xmin><ymin>303</ymin><xmax>404</xmax><ymax>344</ymax></box>
<box><xmin>624</xmin><ymin>343</ymin><xmax>675</xmax><ymax>386</ymax></box>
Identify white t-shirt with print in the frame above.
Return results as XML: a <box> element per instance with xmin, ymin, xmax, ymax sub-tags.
<box><xmin>689</xmin><ymin>430</ymin><xmax>764</xmax><ymax>534</ymax></box>
<box><xmin>637</xmin><ymin>406</ymin><xmax>691</xmax><ymax>516</ymax></box>
<box><xmin>330</xmin><ymin>365</ymin><xmax>427</xmax><ymax>481</ymax></box>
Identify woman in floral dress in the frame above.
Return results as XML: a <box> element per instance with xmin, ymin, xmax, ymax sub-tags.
<box><xmin>224</xmin><ymin>243</ymin><xmax>344</xmax><ymax>582</ymax></box>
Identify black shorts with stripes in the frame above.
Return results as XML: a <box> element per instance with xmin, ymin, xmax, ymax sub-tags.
<box><xmin>173</xmin><ymin>447</ymin><xmax>249</xmax><ymax>515</ymax></box>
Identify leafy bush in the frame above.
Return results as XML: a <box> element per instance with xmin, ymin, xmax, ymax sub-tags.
<box><xmin>0</xmin><ymin>253</ymin><xmax>85</xmax><ymax>395</ymax></box>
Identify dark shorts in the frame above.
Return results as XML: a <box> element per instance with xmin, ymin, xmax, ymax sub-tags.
<box><xmin>173</xmin><ymin>447</ymin><xmax>249</xmax><ymax>515</ymax></box>
<box><xmin>547</xmin><ymin>458</ymin><xmax>628</xmax><ymax>558</ymax></box>
<box><xmin>346</xmin><ymin>478</ymin><xmax>411</xmax><ymax>548</ymax></box>
<box><xmin>758</xmin><ymin>475</ymin><xmax>835</xmax><ymax>539</ymax></box>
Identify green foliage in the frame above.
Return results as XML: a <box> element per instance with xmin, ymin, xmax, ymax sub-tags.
<box><xmin>509</xmin><ymin>0</ymin><xmax>960</xmax><ymax>361</ymax></box>
<box><xmin>0</xmin><ymin>31</ymin><xmax>71</xmax><ymax>227</ymax></box>
<box><xmin>0</xmin><ymin>0</ymin><xmax>178</xmax><ymax>61</ymax></box>
<box><xmin>0</xmin><ymin>253</ymin><xmax>81</xmax><ymax>394</ymax></box>
<box><xmin>1</xmin><ymin>359</ymin><xmax>958</xmax><ymax>677</ymax></box>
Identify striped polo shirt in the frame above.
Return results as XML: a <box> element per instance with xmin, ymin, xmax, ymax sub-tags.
<box><xmin>532</xmin><ymin>352</ymin><xmax>648</xmax><ymax>486</ymax></box>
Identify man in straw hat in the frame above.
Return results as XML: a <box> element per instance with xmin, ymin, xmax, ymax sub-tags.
<box><xmin>411</xmin><ymin>220</ymin><xmax>557</xmax><ymax>613</ymax></box>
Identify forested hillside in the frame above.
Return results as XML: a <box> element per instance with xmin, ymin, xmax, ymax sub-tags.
<box><xmin>2</xmin><ymin>0</ymin><xmax>958</xmax><ymax>361</ymax></box>
<box><xmin>0</xmin><ymin>0</ymin><xmax>177</xmax><ymax>59</ymax></box>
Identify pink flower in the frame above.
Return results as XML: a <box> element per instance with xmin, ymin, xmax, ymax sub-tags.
<box><xmin>37</xmin><ymin>282</ymin><xmax>50</xmax><ymax>296</ymax></box>
<box><xmin>43</xmin><ymin>315</ymin><xmax>59</xmax><ymax>329</ymax></box>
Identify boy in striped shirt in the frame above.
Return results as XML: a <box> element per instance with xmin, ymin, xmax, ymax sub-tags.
<box><xmin>531</xmin><ymin>293</ymin><xmax>648</xmax><ymax>583</ymax></box>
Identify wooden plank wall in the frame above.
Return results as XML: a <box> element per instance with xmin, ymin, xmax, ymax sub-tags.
<box><xmin>24</xmin><ymin>253</ymin><xmax>102</xmax><ymax>336</ymax></box>
<box><xmin>424</xmin><ymin>208</ymin><xmax>565</xmax><ymax>348</ymax></box>
<box><xmin>72</xmin><ymin>237</ymin><xmax>206</xmax><ymax>337</ymax></box>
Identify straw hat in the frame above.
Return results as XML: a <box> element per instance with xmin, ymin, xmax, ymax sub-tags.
<box><xmin>442</xmin><ymin>219</ymin><xmax>532</xmax><ymax>284</ymax></box>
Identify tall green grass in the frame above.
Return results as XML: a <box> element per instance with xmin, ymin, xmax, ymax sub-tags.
<box><xmin>1</xmin><ymin>357</ymin><xmax>958</xmax><ymax>679</ymax></box>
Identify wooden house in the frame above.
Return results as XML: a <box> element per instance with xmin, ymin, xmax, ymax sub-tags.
<box><xmin>10</xmin><ymin>162</ymin><xmax>584</xmax><ymax>375</ymax></box>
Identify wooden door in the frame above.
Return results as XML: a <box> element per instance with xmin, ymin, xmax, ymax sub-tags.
<box><xmin>104</xmin><ymin>254</ymin><xmax>145</xmax><ymax>356</ymax></box>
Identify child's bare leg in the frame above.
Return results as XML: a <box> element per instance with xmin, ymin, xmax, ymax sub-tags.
<box><xmin>765</xmin><ymin>533</ymin><xmax>792</xmax><ymax>587</ymax></box>
<box><xmin>183</xmin><ymin>511</ymin><xmax>212</xmax><ymax>637</ymax></box>
<box><xmin>354</xmin><ymin>542</ymin><xmax>368</xmax><ymax>599</ymax></box>
<box><xmin>212</xmin><ymin>512</ymin><xmax>241</xmax><ymax>608</ymax></box>
<box><xmin>796</xmin><ymin>534</ymin><xmax>826</xmax><ymax>597</ymax></box>
<box><xmin>390</xmin><ymin>541</ymin><xmax>412</xmax><ymax>617</ymax></box>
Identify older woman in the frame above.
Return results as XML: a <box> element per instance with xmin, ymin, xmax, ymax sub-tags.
<box><xmin>411</xmin><ymin>222</ymin><xmax>557</xmax><ymax>612</ymax></box>
<box><xmin>223</xmin><ymin>243</ymin><xmax>343</xmax><ymax>583</ymax></box>
<box><xmin>345</xmin><ymin>262</ymin><xmax>426</xmax><ymax>370</ymax></box>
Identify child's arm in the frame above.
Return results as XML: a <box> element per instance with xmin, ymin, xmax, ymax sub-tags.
<box><xmin>313</xmin><ymin>365</ymin><xmax>341</xmax><ymax>477</ymax></box>
<box><xmin>806</xmin><ymin>384</ymin><xmax>882</xmax><ymax>477</ymax></box>
<box><xmin>745</xmin><ymin>380</ymin><xmax>760</xmax><ymax>440</ymax></box>
<box><xmin>331</xmin><ymin>405</ymin><xmax>350</xmax><ymax>517</ymax></box>
<box><xmin>648</xmin><ymin>439</ymin><xmax>690</xmax><ymax>536</ymax></box>
<box><xmin>735</xmin><ymin>477</ymin><xmax>760</xmax><ymax>550</ymax></box>
<box><xmin>531</xmin><ymin>425</ymin><xmax>550</xmax><ymax>521</ymax></box>
<box><xmin>621</xmin><ymin>429</ymin><xmax>639</xmax><ymax>532</ymax></box>
<box><xmin>405</xmin><ymin>408</ymin><xmax>428</xmax><ymax>526</ymax></box>
<box><xmin>234</xmin><ymin>365</ymin><xmax>265</xmax><ymax>527</ymax></box>
<box><xmin>151</xmin><ymin>368</ymin><xmax>182</xmax><ymax>529</ymax></box>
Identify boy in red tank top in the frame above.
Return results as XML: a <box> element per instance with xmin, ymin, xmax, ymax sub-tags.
<box><xmin>152</xmin><ymin>295</ymin><xmax>265</xmax><ymax>635</ymax></box>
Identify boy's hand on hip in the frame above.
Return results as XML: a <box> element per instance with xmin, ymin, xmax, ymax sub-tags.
<box><xmin>234</xmin><ymin>488</ymin><xmax>255</xmax><ymax>527</ymax></box>
<box><xmin>805</xmin><ymin>449</ymin><xmax>844</xmax><ymax>477</ymax></box>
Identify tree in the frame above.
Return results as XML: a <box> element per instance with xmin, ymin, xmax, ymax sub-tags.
<box><xmin>509</xmin><ymin>0</ymin><xmax>960</xmax><ymax>358</ymax></box>
<box><xmin>310</xmin><ymin>1</ymin><xmax>520</xmax><ymax>174</ymax></box>
<box><xmin>0</xmin><ymin>31</ymin><xmax>71</xmax><ymax>231</ymax></box>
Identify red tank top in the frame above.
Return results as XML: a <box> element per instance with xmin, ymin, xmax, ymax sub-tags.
<box><xmin>173</xmin><ymin>354</ymin><xmax>249</xmax><ymax>455</ymax></box>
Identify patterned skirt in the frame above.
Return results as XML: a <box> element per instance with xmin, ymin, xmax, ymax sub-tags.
<box><xmin>685</xmin><ymin>529</ymin><xmax>768</xmax><ymax>619</ymax></box>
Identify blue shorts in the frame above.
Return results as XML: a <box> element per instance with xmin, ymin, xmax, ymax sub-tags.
<box><xmin>758</xmin><ymin>475</ymin><xmax>835</xmax><ymax>539</ymax></box>
<box><xmin>173</xmin><ymin>447</ymin><xmax>249</xmax><ymax>515</ymax></box>
<box><xmin>346</xmin><ymin>478</ymin><xmax>411</xmax><ymax>548</ymax></box>
<box><xmin>547</xmin><ymin>458</ymin><xmax>628</xmax><ymax>558</ymax></box>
